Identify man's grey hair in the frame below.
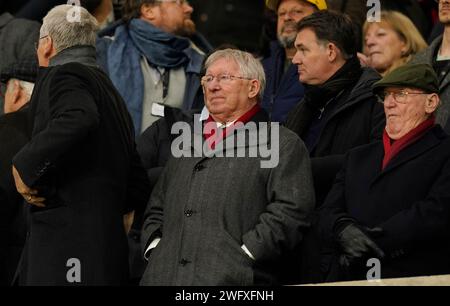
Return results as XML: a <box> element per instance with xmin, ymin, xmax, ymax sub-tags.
<box><xmin>40</xmin><ymin>4</ymin><xmax>99</xmax><ymax>53</ymax></box>
<box><xmin>204</xmin><ymin>49</ymin><xmax>266</xmax><ymax>101</ymax></box>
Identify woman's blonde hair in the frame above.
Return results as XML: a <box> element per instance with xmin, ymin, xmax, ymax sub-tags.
<box><xmin>363</xmin><ymin>10</ymin><xmax>427</xmax><ymax>75</ymax></box>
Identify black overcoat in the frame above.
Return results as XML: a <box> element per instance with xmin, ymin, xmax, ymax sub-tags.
<box><xmin>13</xmin><ymin>57</ymin><xmax>150</xmax><ymax>285</ymax></box>
<box><xmin>319</xmin><ymin>125</ymin><xmax>450</xmax><ymax>280</ymax></box>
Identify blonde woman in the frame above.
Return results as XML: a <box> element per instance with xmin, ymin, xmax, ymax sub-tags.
<box><xmin>358</xmin><ymin>11</ymin><xmax>427</xmax><ymax>76</ymax></box>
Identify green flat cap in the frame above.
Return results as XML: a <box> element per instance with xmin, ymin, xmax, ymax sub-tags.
<box><xmin>372</xmin><ymin>63</ymin><xmax>439</xmax><ymax>94</ymax></box>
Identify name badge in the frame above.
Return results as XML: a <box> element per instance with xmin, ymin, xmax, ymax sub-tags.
<box><xmin>151</xmin><ymin>103</ymin><xmax>165</xmax><ymax>117</ymax></box>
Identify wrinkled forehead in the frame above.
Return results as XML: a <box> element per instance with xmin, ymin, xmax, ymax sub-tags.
<box><xmin>278</xmin><ymin>0</ymin><xmax>314</xmax><ymax>11</ymax></box>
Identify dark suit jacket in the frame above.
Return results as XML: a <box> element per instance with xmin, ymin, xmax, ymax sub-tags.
<box><xmin>319</xmin><ymin>125</ymin><xmax>450</xmax><ymax>281</ymax></box>
<box><xmin>0</xmin><ymin>105</ymin><xmax>30</xmax><ymax>285</ymax></box>
<box><xmin>12</xmin><ymin>59</ymin><xmax>150</xmax><ymax>285</ymax></box>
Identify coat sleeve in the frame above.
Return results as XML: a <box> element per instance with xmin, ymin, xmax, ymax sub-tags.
<box><xmin>375</xmin><ymin>157</ymin><xmax>450</xmax><ymax>254</ymax></box>
<box><xmin>316</xmin><ymin>153</ymin><xmax>355</xmax><ymax>242</ymax></box>
<box><xmin>137</xmin><ymin>119</ymin><xmax>165</xmax><ymax>188</ymax></box>
<box><xmin>124</xmin><ymin>144</ymin><xmax>151</xmax><ymax>216</ymax></box>
<box><xmin>242</xmin><ymin>134</ymin><xmax>315</xmax><ymax>262</ymax></box>
<box><xmin>13</xmin><ymin>66</ymin><xmax>100</xmax><ymax>187</ymax></box>
<box><xmin>140</xmin><ymin>157</ymin><xmax>174</xmax><ymax>254</ymax></box>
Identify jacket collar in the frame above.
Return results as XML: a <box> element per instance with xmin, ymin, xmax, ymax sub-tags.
<box><xmin>323</xmin><ymin>67</ymin><xmax>380</xmax><ymax>123</ymax></box>
<box><xmin>49</xmin><ymin>45</ymin><xmax>98</xmax><ymax>67</ymax></box>
<box><xmin>372</xmin><ymin>125</ymin><xmax>446</xmax><ymax>184</ymax></box>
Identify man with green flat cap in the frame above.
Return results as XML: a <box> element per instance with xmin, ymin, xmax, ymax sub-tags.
<box><xmin>318</xmin><ymin>63</ymin><xmax>450</xmax><ymax>281</ymax></box>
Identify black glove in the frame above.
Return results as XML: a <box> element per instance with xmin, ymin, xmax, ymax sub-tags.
<box><xmin>337</xmin><ymin>223</ymin><xmax>385</xmax><ymax>267</ymax></box>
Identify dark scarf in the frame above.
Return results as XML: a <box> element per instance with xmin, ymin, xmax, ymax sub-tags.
<box><xmin>107</xmin><ymin>19</ymin><xmax>191</xmax><ymax>134</ymax></box>
<box><xmin>285</xmin><ymin>56</ymin><xmax>362</xmax><ymax>138</ymax></box>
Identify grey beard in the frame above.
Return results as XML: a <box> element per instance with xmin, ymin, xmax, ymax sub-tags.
<box><xmin>277</xmin><ymin>34</ymin><xmax>296</xmax><ymax>49</ymax></box>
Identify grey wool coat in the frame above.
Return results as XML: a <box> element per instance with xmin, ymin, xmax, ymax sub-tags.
<box><xmin>140</xmin><ymin>110</ymin><xmax>315</xmax><ymax>286</ymax></box>
<box><xmin>411</xmin><ymin>35</ymin><xmax>450</xmax><ymax>133</ymax></box>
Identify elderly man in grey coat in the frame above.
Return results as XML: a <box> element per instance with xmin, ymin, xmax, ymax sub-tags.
<box><xmin>140</xmin><ymin>48</ymin><xmax>315</xmax><ymax>286</ymax></box>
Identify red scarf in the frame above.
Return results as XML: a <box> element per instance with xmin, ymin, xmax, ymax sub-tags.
<box><xmin>204</xmin><ymin>104</ymin><xmax>261</xmax><ymax>150</ymax></box>
<box><xmin>382</xmin><ymin>117</ymin><xmax>435</xmax><ymax>170</ymax></box>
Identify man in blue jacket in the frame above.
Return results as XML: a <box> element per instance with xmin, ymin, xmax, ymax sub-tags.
<box><xmin>261</xmin><ymin>0</ymin><xmax>327</xmax><ymax>123</ymax></box>
<box><xmin>97</xmin><ymin>0</ymin><xmax>211</xmax><ymax>135</ymax></box>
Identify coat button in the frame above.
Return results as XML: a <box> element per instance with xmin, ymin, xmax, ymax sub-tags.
<box><xmin>179</xmin><ymin>258</ymin><xmax>191</xmax><ymax>266</ymax></box>
<box><xmin>185</xmin><ymin>210</ymin><xmax>194</xmax><ymax>217</ymax></box>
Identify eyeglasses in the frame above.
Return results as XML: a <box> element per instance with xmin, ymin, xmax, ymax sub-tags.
<box><xmin>201</xmin><ymin>74</ymin><xmax>252</xmax><ymax>86</ymax></box>
<box><xmin>376</xmin><ymin>90</ymin><xmax>429</xmax><ymax>104</ymax></box>
<box><xmin>34</xmin><ymin>35</ymin><xmax>49</xmax><ymax>51</ymax></box>
<box><xmin>156</xmin><ymin>0</ymin><xmax>190</xmax><ymax>6</ymax></box>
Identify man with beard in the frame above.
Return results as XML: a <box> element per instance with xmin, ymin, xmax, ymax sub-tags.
<box><xmin>97</xmin><ymin>0</ymin><xmax>212</xmax><ymax>135</ymax></box>
<box><xmin>411</xmin><ymin>0</ymin><xmax>450</xmax><ymax>133</ymax></box>
<box><xmin>261</xmin><ymin>0</ymin><xmax>327</xmax><ymax>123</ymax></box>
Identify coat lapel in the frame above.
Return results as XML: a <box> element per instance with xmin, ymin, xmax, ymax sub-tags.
<box><xmin>371</xmin><ymin>127</ymin><xmax>443</xmax><ymax>185</ymax></box>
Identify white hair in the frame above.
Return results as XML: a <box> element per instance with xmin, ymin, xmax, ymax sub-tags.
<box><xmin>40</xmin><ymin>4</ymin><xmax>99</xmax><ymax>53</ymax></box>
<box><xmin>7</xmin><ymin>78</ymin><xmax>35</xmax><ymax>97</ymax></box>
<box><xmin>204</xmin><ymin>49</ymin><xmax>266</xmax><ymax>101</ymax></box>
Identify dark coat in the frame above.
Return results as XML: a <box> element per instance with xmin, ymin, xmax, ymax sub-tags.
<box><xmin>140</xmin><ymin>110</ymin><xmax>315</xmax><ymax>286</ymax></box>
<box><xmin>261</xmin><ymin>41</ymin><xmax>305</xmax><ymax>123</ymax></box>
<box><xmin>319</xmin><ymin>125</ymin><xmax>450</xmax><ymax>280</ymax></box>
<box><xmin>0</xmin><ymin>106</ymin><xmax>30</xmax><ymax>285</ymax></box>
<box><xmin>12</xmin><ymin>50</ymin><xmax>150</xmax><ymax>285</ymax></box>
<box><xmin>0</xmin><ymin>13</ymin><xmax>39</xmax><ymax>72</ymax></box>
<box><xmin>287</xmin><ymin>68</ymin><xmax>385</xmax><ymax>206</ymax></box>
<box><xmin>286</xmin><ymin>67</ymin><xmax>384</xmax><ymax>284</ymax></box>
<box><xmin>96</xmin><ymin>21</ymin><xmax>210</xmax><ymax>115</ymax></box>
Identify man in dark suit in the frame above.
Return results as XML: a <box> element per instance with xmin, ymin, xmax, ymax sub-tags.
<box><xmin>11</xmin><ymin>4</ymin><xmax>150</xmax><ymax>285</ymax></box>
<box><xmin>319</xmin><ymin>63</ymin><xmax>450</xmax><ymax>281</ymax></box>
<box><xmin>0</xmin><ymin>61</ymin><xmax>37</xmax><ymax>285</ymax></box>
